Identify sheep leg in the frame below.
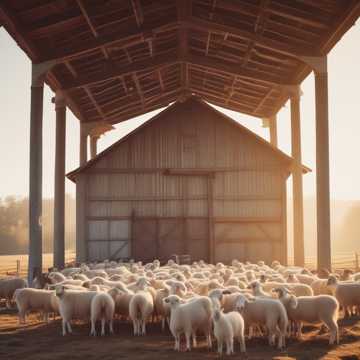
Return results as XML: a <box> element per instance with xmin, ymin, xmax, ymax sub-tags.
<box><xmin>192</xmin><ymin>332</ymin><xmax>197</xmax><ymax>348</ymax></box>
<box><xmin>132</xmin><ymin>320</ymin><xmax>138</xmax><ymax>335</ymax></box>
<box><xmin>226</xmin><ymin>338</ymin><xmax>233</xmax><ymax>355</ymax></box>
<box><xmin>248</xmin><ymin>325</ymin><xmax>253</xmax><ymax>339</ymax></box>
<box><xmin>6</xmin><ymin>298</ymin><xmax>12</xmax><ymax>309</ymax></box>
<box><xmin>161</xmin><ymin>318</ymin><xmax>165</xmax><ymax>332</ymax></box>
<box><xmin>109</xmin><ymin>319</ymin><xmax>114</xmax><ymax>335</ymax></box>
<box><xmin>101</xmin><ymin>318</ymin><xmax>106</xmax><ymax>336</ymax></box>
<box><xmin>141</xmin><ymin>320</ymin><xmax>146</xmax><ymax>335</ymax></box>
<box><xmin>217</xmin><ymin>340</ymin><xmax>223</xmax><ymax>355</ymax></box>
<box><xmin>62</xmin><ymin>320</ymin><xmax>67</xmax><ymax>336</ymax></box>
<box><xmin>66</xmin><ymin>321</ymin><xmax>72</xmax><ymax>334</ymax></box>
<box><xmin>327</xmin><ymin>319</ymin><xmax>339</xmax><ymax>345</ymax></box>
<box><xmin>185</xmin><ymin>332</ymin><xmax>191</xmax><ymax>351</ymax></box>
<box><xmin>18</xmin><ymin>310</ymin><xmax>26</xmax><ymax>324</ymax></box>
<box><xmin>174</xmin><ymin>333</ymin><xmax>180</xmax><ymax>351</ymax></box>
<box><xmin>90</xmin><ymin>320</ymin><xmax>96</xmax><ymax>336</ymax></box>
<box><xmin>239</xmin><ymin>335</ymin><xmax>246</xmax><ymax>353</ymax></box>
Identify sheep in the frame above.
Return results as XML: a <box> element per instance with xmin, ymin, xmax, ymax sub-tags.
<box><xmin>163</xmin><ymin>295</ymin><xmax>213</xmax><ymax>351</ymax></box>
<box><xmin>274</xmin><ymin>286</ymin><xmax>339</xmax><ymax>345</ymax></box>
<box><xmin>262</xmin><ymin>282</ymin><xmax>313</xmax><ymax>297</ymax></box>
<box><xmin>212</xmin><ymin>308</ymin><xmax>246</xmax><ymax>355</ymax></box>
<box><xmin>0</xmin><ymin>277</ymin><xmax>28</xmax><ymax>308</ymax></box>
<box><xmin>14</xmin><ymin>288</ymin><xmax>59</xmax><ymax>324</ymax></box>
<box><xmin>55</xmin><ymin>286</ymin><xmax>98</xmax><ymax>335</ymax></box>
<box><xmin>48</xmin><ymin>272</ymin><xmax>67</xmax><ymax>284</ymax></box>
<box><xmin>248</xmin><ymin>281</ymin><xmax>273</xmax><ymax>299</ymax></box>
<box><xmin>90</xmin><ymin>290</ymin><xmax>117</xmax><ymax>336</ymax></box>
<box><xmin>311</xmin><ymin>278</ymin><xmax>332</xmax><ymax>296</ymax></box>
<box><xmin>129</xmin><ymin>288</ymin><xmax>154</xmax><ymax>335</ymax></box>
<box><xmin>327</xmin><ymin>275</ymin><xmax>360</xmax><ymax>318</ymax></box>
<box><xmin>235</xmin><ymin>294</ymin><xmax>288</xmax><ymax>349</ymax></box>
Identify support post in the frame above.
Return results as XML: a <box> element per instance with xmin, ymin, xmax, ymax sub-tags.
<box><xmin>28</xmin><ymin>64</ymin><xmax>45</xmax><ymax>285</ymax></box>
<box><xmin>262</xmin><ymin>115</ymin><xmax>278</xmax><ymax>147</ymax></box>
<box><xmin>289</xmin><ymin>85</ymin><xmax>305</xmax><ymax>267</ymax></box>
<box><xmin>53</xmin><ymin>91</ymin><xmax>66</xmax><ymax>269</ymax></box>
<box><xmin>80</xmin><ymin>123</ymin><xmax>88</xmax><ymax>166</ymax></box>
<box><xmin>90</xmin><ymin>135</ymin><xmax>99</xmax><ymax>159</ymax></box>
<box><xmin>207</xmin><ymin>175</ymin><xmax>215</xmax><ymax>263</ymax></box>
<box><xmin>300</xmin><ymin>55</ymin><xmax>331</xmax><ymax>271</ymax></box>
<box><xmin>269</xmin><ymin>115</ymin><xmax>278</xmax><ymax>147</ymax></box>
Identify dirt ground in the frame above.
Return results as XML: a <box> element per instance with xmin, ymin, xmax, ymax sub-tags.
<box><xmin>1</xmin><ymin>310</ymin><xmax>360</xmax><ymax>360</ymax></box>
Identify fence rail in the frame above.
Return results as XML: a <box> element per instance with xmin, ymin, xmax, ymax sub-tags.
<box><xmin>0</xmin><ymin>252</ymin><xmax>359</xmax><ymax>277</ymax></box>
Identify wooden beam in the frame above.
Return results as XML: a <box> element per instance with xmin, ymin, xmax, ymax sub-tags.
<box><xmin>41</xmin><ymin>21</ymin><xmax>177</xmax><ymax>62</ymax></box>
<box><xmin>0</xmin><ymin>2</ymin><xmax>40</xmax><ymax>61</ymax></box>
<box><xmin>130</xmin><ymin>0</ymin><xmax>144</xmax><ymax>27</ymax></box>
<box><xmin>186</xmin><ymin>17</ymin><xmax>320</xmax><ymax>58</ymax></box>
<box><xmin>132</xmin><ymin>74</ymin><xmax>145</xmax><ymax>108</ymax></box>
<box><xmin>62</xmin><ymin>53</ymin><xmax>177</xmax><ymax>90</ymax></box>
<box><xmin>187</xmin><ymin>54</ymin><xmax>290</xmax><ymax>86</ymax></box>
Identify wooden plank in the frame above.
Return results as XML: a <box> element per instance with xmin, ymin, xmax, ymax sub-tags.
<box><xmin>217</xmin><ymin>237</ymin><xmax>281</xmax><ymax>244</ymax></box>
<box><xmin>207</xmin><ymin>176</ymin><xmax>215</xmax><ymax>263</ymax></box>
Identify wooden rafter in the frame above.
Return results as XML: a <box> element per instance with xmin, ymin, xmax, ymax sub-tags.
<box><xmin>62</xmin><ymin>53</ymin><xmax>177</xmax><ymax>90</ymax></box>
<box><xmin>186</xmin><ymin>16</ymin><xmax>321</xmax><ymax>58</ymax></box>
<box><xmin>41</xmin><ymin>21</ymin><xmax>177</xmax><ymax>62</ymax></box>
<box><xmin>130</xmin><ymin>0</ymin><xmax>144</xmax><ymax>27</ymax></box>
<box><xmin>132</xmin><ymin>74</ymin><xmax>145</xmax><ymax>108</ymax></box>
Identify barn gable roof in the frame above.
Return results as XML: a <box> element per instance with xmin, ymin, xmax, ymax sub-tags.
<box><xmin>67</xmin><ymin>96</ymin><xmax>311</xmax><ymax>182</ymax></box>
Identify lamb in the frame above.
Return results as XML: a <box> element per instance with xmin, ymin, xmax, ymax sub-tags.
<box><xmin>327</xmin><ymin>275</ymin><xmax>360</xmax><ymax>318</ymax></box>
<box><xmin>90</xmin><ymin>291</ymin><xmax>116</xmax><ymax>336</ymax></box>
<box><xmin>0</xmin><ymin>277</ymin><xmax>28</xmax><ymax>308</ymax></box>
<box><xmin>55</xmin><ymin>285</ymin><xmax>98</xmax><ymax>335</ymax></box>
<box><xmin>129</xmin><ymin>288</ymin><xmax>154</xmax><ymax>335</ymax></box>
<box><xmin>274</xmin><ymin>286</ymin><xmax>339</xmax><ymax>344</ymax></box>
<box><xmin>14</xmin><ymin>288</ymin><xmax>59</xmax><ymax>324</ymax></box>
<box><xmin>212</xmin><ymin>308</ymin><xmax>246</xmax><ymax>355</ymax></box>
<box><xmin>235</xmin><ymin>294</ymin><xmax>288</xmax><ymax>349</ymax></box>
<box><xmin>311</xmin><ymin>278</ymin><xmax>332</xmax><ymax>296</ymax></box>
<box><xmin>163</xmin><ymin>295</ymin><xmax>213</xmax><ymax>351</ymax></box>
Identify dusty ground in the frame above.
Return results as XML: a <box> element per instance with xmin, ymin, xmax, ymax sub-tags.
<box><xmin>1</xmin><ymin>310</ymin><xmax>360</xmax><ymax>360</ymax></box>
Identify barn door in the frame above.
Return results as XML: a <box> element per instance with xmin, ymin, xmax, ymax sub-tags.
<box><xmin>157</xmin><ymin>218</ymin><xmax>184</xmax><ymax>260</ymax></box>
<box><xmin>87</xmin><ymin>219</ymin><xmax>131</xmax><ymax>261</ymax></box>
<box><xmin>132</xmin><ymin>219</ymin><xmax>157</xmax><ymax>262</ymax></box>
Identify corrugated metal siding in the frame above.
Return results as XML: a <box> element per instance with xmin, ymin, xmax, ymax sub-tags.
<box><xmin>82</xmin><ymin>102</ymin><xmax>288</xmax><ymax>263</ymax></box>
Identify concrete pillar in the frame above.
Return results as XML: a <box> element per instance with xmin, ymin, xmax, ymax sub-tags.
<box><xmin>28</xmin><ymin>65</ymin><xmax>45</xmax><ymax>284</ymax></box>
<box><xmin>269</xmin><ymin>115</ymin><xmax>278</xmax><ymax>147</ymax></box>
<box><xmin>289</xmin><ymin>85</ymin><xmax>305</xmax><ymax>267</ymax></box>
<box><xmin>80</xmin><ymin>123</ymin><xmax>88</xmax><ymax>166</ymax></box>
<box><xmin>314</xmin><ymin>59</ymin><xmax>331</xmax><ymax>271</ymax></box>
<box><xmin>53</xmin><ymin>91</ymin><xmax>66</xmax><ymax>269</ymax></box>
<box><xmin>90</xmin><ymin>135</ymin><xmax>99</xmax><ymax>159</ymax></box>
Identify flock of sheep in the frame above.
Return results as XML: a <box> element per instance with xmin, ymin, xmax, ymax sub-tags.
<box><xmin>1</xmin><ymin>259</ymin><xmax>360</xmax><ymax>355</ymax></box>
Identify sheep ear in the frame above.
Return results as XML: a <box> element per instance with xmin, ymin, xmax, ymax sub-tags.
<box><xmin>222</xmin><ymin>290</ymin><xmax>231</xmax><ymax>295</ymax></box>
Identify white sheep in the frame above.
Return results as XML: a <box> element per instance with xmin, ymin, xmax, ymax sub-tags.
<box><xmin>0</xmin><ymin>277</ymin><xmax>27</xmax><ymax>308</ymax></box>
<box><xmin>327</xmin><ymin>275</ymin><xmax>360</xmax><ymax>318</ymax></box>
<box><xmin>163</xmin><ymin>295</ymin><xmax>213</xmax><ymax>351</ymax></box>
<box><xmin>129</xmin><ymin>288</ymin><xmax>154</xmax><ymax>335</ymax></box>
<box><xmin>55</xmin><ymin>285</ymin><xmax>97</xmax><ymax>335</ymax></box>
<box><xmin>212</xmin><ymin>308</ymin><xmax>246</xmax><ymax>355</ymax></box>
<box><xmin>274</xmin><ymin>286</ymin><xmax>339</xmax><ymax>344</ymax></box>
<box><xmin>90</xmin><ymin>291</ymin><xmax>116</xmax><ymax>336</ymax></box>
<box><xmin>14</xmin><ymin>288</ymin><xmax>59</xmax><ymax>323</ymax></box>
<box><xmin>235</xmin><ymin>294</ymin><xmax>288</xmax><ymax>349</ymax></box>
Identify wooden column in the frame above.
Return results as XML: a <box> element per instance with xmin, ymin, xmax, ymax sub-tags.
<box><xmin>290</xmin><ymin>85</ymin><xmax>305</xmax><ymax>267</ymax></box>
<box><xmin>53</xmin><ymin>91</ymin><xmax>66</xmax><ymax>269</ymax></box>
<box><xmin>269</xmin><ymin>115</ymin><xmax>278</xmax><ymax>147</ymax></box>
<box><xmin>80</xmin><ymin>123</ymin><xmax>88</xmax><ymax>166</ymax></box>
<box><xmin>314</xmin><ymin>59</ymin><xmax>331</xmax><ymax>271</ymax></box>
<box><xmin>28</xmin><ymin>64</ymin><xmax>45</xmax><ymax>284</ymax></box>
<box><xmin>90</xmin><ymin>135</ymin><xmax>99</xmax><ymax>159</ymax></box>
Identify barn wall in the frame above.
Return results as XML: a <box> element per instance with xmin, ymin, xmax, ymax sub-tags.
<box><xmin>79</xmin><ymin>102</ymin><xmax>288</xmax><ymax>263</ymax></box>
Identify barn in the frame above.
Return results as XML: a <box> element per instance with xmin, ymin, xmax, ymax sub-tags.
<box><xmin>67</xmin><ymin>96</ymin><xmax>309</xmax><ymax>265</ymax></box>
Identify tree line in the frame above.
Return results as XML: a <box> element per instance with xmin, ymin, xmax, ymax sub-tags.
<box><xmin>0</xmin><ymin>195</ymin><xmax>75</xmax><ymax>255</ymax></box>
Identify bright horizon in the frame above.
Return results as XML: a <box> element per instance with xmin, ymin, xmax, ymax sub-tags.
<box><xmin>1</xmin><ymin>23</ymin><xmax>360</xmax><ymax>202</ymax></box>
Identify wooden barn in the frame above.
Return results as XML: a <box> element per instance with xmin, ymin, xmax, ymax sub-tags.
<box><xmin>67</xmin><ymin>97</ymin><xmax>309</xmax><ymax>265</ymax></box>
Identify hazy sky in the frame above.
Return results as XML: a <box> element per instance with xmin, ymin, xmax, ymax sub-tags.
<box><xmin>1</xmin><ymin>23</ymin><xmax>360</xmax><ymax>200</ymax></box>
